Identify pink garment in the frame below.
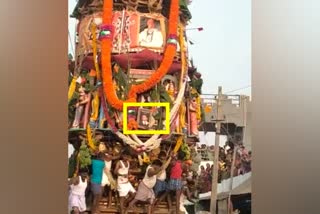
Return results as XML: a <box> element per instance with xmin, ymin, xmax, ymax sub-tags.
<box><xmin>189</xmin><ymin>102</ymin><xmax>198</xmax><ymax>135</ymax></box>
<box><xmin>190</xmin><ymin>112</ymin><xmax>198</xmax><ymax>135</ymax></box>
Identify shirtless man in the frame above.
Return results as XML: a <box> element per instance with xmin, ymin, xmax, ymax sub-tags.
<box><xmin>128</xmin><ymin>159</ymin><xmax>164</xmax><ymax>214</ymax></box>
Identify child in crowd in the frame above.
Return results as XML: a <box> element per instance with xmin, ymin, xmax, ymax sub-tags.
<box><xmin>114</xmin><ymin>150</ymin><xmax>136</xmax><ymax>214</ymax></box>
<box><xmin>68</xmin><ymin>172</ymin><xmax>89</xmax><ymax>214</ymax></box>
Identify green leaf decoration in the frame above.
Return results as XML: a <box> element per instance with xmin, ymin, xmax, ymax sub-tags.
<box><xmin>190</xmin><ymin>78</ymin><xmax>203</xmax><ymax>94</ymax></box>
<box><xmin>68</xmin><ymin>151</ymin><xmax>78</xmax><ymax>178</ymax></box>
<box><xmin>79</xmin><ymin>143</ymin><xmax>92</xmax><ymax>169</ymax></box>
<box><xmin>113</xmin><ymin>65</ymin><xmax>130</xmax><ymax>100</ymax></box>
<box><xmin>180</xmin><ymin>141</ymin><xmax>191</xmax><ymax>160</ymax></box>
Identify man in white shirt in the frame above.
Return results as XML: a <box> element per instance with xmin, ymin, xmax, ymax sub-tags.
<box><xmin>140</xmin><ymin>114</ymin><xmax>150</xmax><ymax>129</ymax></box>
<box><xmin>139</xmin><ymin>19</ymin><xmax>164</xmax><ymax>48</ymax></box>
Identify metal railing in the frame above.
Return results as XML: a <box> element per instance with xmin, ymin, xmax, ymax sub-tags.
<box><xmin>200</xmin><ymin>94</ymin><xmax>241</xmax><ymax>107</ymax></box>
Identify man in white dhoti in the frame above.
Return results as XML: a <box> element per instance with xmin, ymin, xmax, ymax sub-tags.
<box><xmin>68</xmin><ymin>172</ymin><xmax>89</xmax><ymax>214</ymax></box>
<box><xmin>114</xmin><ymin>151</ymin><xmax>136</xmax><ymax>214</ymax></box>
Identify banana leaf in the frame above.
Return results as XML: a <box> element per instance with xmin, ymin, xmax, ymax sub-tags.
<box><xmin>190</xmin><ymin>78</ymin><xmax>203</xmax><ymax>94</ymax></box>
<box><xmin>68</xmin><ymin>151</ymin><xmax>78</xmax><ymax>178</ymax></box>
<box><xmin>180</xmin><ymin>0</ymin><xmax>192</xmax><ymax>20</ymax></box>
<box><xmin>79</xmin><ymin>144</ymin><xmax>92</xmax><ymax>169</ymax></box>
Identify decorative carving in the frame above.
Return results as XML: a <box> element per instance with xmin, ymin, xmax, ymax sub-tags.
<box><xmin>147</xmin><ymin>0</ymin><xmax>163</xmax><ymax>13</ymax></box>
<box><xmin>129</xmin><ymin>69</ymin><xmax>154</xmax><ymax>79</ymax></box>
<box><xmin>121</xmin><ymin>0</ymin><xmax>163</xmax><ymax>12</ymax></box>
<box><xmin>161</xmin><ymin>74</ymin><xmax>178</xmax><ymax>87</ymax></box>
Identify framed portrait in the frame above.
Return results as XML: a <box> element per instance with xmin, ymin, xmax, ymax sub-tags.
<box><xmin>137</xmin><ymin>14</ymin><xmax>166</xmax><ymax>50</ymax></box>
<box><xmin>111</xmin><ymin>11</ymin><xmax>166</xmax><ymax>53</ymax></box>
<box><xmin>137</xmin><ymin>108</ymin><xmax>152</xmax><ymax>130</ymax></box>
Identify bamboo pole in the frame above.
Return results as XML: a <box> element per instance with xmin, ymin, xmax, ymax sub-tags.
<box><xmin>227</xmin><ymin>145</ymin><xmax>238</xmax><ymax>214</ymax></box>
<box><xmin>210</xmin><ymin>86</ymin><xmax>223</xmax><ymax>214</ymax></box>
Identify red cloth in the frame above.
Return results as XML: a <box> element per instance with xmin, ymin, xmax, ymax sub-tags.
<box><xmin>80</xmin><ymin>50</ymin><xmax>197</xmax><ymax>74</ymax></box>
<box><xmin>112</xmin><ymin>49</ymin><xmax>182</xmax><ymax>73</ymax></box>
<box><xmin>170</xmin><ymin>161</ymin><xmax>182</xmax><ymax>179</ymax></box>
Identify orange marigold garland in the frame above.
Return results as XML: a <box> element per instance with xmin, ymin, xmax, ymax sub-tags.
<box><xmin>101</xmin><ymin>0</ymin><xmax>180</xmax><ymax>111</ymax></box>
<box><xmin>127</xmin><ymin>118</ymin><xmax>138</xmax><ymax>130</ymax></box>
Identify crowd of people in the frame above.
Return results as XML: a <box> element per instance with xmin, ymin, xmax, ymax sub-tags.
<box><xmin>68</xmin><ymin>148</ymin><xmax>198</xmax><ymax>214</ymax></box>
<box><xmin>197</xmin><ymin>143</ymin><xmax>252</xmax><ymax>194</ymax></box>
<box><xmin>68</xmin><ymin>141</ymin><xmax>251</xmax><ymax>214</ymax></box>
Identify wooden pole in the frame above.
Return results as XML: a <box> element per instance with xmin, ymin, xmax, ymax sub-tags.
<box><xmin>210</xmin><ymin>86</ymin><xmax>223</xmax><ymax>214</ymax></box>
<box><xmin>227</xmin><ymin>95</ymin><xmax>248</xmax><ymax>213</ymax></box>
<box><xmin>187</xmin><ymin>98</ymin><xmax>191</xmax><ymax>136</ymax></box>
<box><xmin>227</xmin><ymin>145</ymin><xmax>238</xmax><ymax>214</ymax></box>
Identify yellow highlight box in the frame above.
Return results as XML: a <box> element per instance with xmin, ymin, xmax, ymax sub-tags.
<box><xmin>123</xmin><ymin>102</ymin><xmax>170</xmax><ymax>135</ymax></box>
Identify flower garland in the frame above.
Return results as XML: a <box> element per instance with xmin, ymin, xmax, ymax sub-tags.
<box><xmin>196</xmin><ymin>94</ymin><xmax>201</xmax><ymax>120</ymax></box>
<box><xmin>86</xmin><ymin>124</ymin><xmax>96</xmax><ymax>150</ymax></box>
<box><xmin>173</xmin><ymin>136</ymin><xmax>184</xmax><ymax>153</ymax></box>
<box><xmin>179</xmin><ymin>100</ymin><xmax>186</xmax><ymax>129</ymax></box>
<box><xmin>100</xmin><ymin>81</ymin><xmax>185</xmax><ymax>151</ymax></box>
<box><xmin>68</xmin><ymin>76</ymin><xmax>77</xmax><ymax>102</ymax></box>
<box><xmin>91</xmin><ymin>24</ymin><xmax>101</xmax><ymax>80</ymax></box>
<box><xmin>127</xmin><ymin>118</ymin><xmax>138</xmax><ymax>130</ymax></box>
<box><xmin>97</xmin><ymin>0</ymin><xmax>188</xmax><ymax>151</ymax></box>
<box><xmin>99</xmin><ymin>87</ymin><xmax>118</xmax><ymax>132</ymax></box>
<box><xmin>101</xmin><ymin>0</ymin><xmax>180</xmax><ymax>111</ymax></box>
<box><xmin>98</xmin><ymin>87</ymin><xmax>140</xmax><ymax>149</ymax></box>
<box><xmin>123</xmin><ymin>28</ymin><xmax>188</xmax><ymax>150</ymax></box>
<box><xmin>90</xmin><ymin>91</ymin><xmax>100</xmax><ymax>121</ymax></box>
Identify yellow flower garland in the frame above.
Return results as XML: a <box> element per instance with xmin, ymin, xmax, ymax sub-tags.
<box><xmin>90</xmin><ymin>91</ymin><xmax>100</xmax><ymax>121</ymax></box>
<box><xmin>91</xmin><ymin>23</ymin><xmax>101</xmax><ymax>80</ymax></box>
<box><xmin>101</xmin><ymin>0</ymin><xmax>180</xmax><ymax>111</ymax></box>
<box><xmin>196</xmin><ymin>95</ymin><xmax>201</xmax><ymax>120</ymax></box>
<box><xmin>173</xmin><ymin>136</ymin><xmax>184</xmax><ymax>153</ymax></box>
<box><xmin>68</xmin><ymin>76</ymin><xmax>77</xmax><ymax>102</ymax></box>
<box><xmin>86</xmin><ymin>124</ymin><xmax>96</xmax><ymax>150</ymax></box>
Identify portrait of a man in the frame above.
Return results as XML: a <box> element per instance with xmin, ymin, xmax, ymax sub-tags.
<box><xmin>137</xmin><ymin>108</ymin><xmax>152</xmax><ymax>129</ymax></box>
<box><xmin>139</xmin><ymin>17</ymin><xmax>164</xmax><ymax>48</ymax></box>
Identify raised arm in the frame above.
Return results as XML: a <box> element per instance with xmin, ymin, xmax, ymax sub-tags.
<box><xmin>162</xmin><ymin>157</ymin><xmax>172</xmax><ymax>170</ymax></box>
<box><xmin>111</xmin><ymin>154</ymin><xmax>121</xmax><ymax>160</ymax></box>
<box><xmin>147</xmin><ymin>167</ymin><xmax>162</xmax><ymax>177</ymax></box>
<box><xmin>114</xmin><ymin>161</ymin><xmax>120</xmax><ymax>176</ymax></box>
<box><xmin>129</xmin><ymin>168</ymin><xmax>141</xmax><ymax>174</ymax></box>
